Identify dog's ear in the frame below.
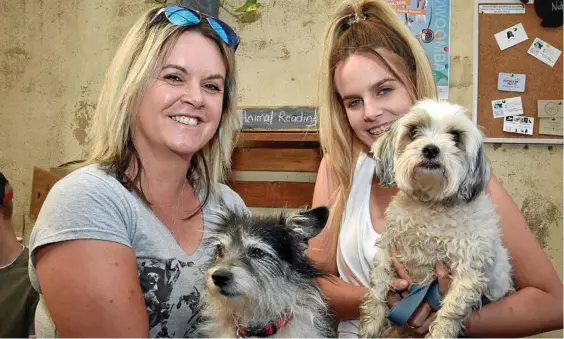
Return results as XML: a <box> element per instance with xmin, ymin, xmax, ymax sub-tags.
<box><xmin>286</xmin><ymin>206</ymin><xmax>329</xmax><ymax>241</ymax></box>
<box><xmin>208</xmin><ymin>203</ymin><xmax>241</xmax><ymax>234</ymax></box>
<box><xmin>457</xmin><ymin>144</ymin><xmax>491</xmax><ymax>202</ymax></box>
<box><xmin>210</xmin><ymin>204</ymin><xmax>235</xmax><ymax>222</ymax></box>
<box><xmin>370</xmin><ymin>124</ymin><xmax>398</xmax><ymax>187</ymax></box>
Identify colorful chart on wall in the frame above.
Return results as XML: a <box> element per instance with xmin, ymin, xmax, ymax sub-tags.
<box><xmin>388</xmin><ymin>0</ymin><xmax>452</xmax><ymax>99</ymax></box>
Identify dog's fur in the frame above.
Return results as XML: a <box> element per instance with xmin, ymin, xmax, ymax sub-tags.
<box><xmin>199</xmin><ymin>206</ymin><xmax>336</xmax><ymax>338</ymax></box>
<box><xmin>359</xmin><ymin>99</ymin><xmax>514</xmax><ymax>338</ymax></box>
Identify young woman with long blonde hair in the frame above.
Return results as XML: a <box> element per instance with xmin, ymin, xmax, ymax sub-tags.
<box><xmin>309</xmin><ymin>0</ymin><xmax>563</xmax><ymax>337</ymax></box>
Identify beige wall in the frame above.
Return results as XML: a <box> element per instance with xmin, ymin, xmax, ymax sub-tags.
<box><xmin>0</xmin><ymin>0</ymin><xmax>561</xmax><ymax>337</ymax></box>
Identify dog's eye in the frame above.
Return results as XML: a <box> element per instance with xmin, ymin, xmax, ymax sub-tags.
<box><xmin>215</xmin><ymin>245</ymin><xmax>224</xmax><ymax>258</ymax></box>
<box><xmin>249</xmin><ymin>247</ymin><xmax>265</xmax><ymax>259</ymax></box>
<box><xmin>449</xmin><ymin>131</ymin><xmax>461</xmax><ymax>144</ymax></box>
<box><xmin>409</xmin><ymin>126</ymin><xmax>418</xmax><ymax>139</ymax></box>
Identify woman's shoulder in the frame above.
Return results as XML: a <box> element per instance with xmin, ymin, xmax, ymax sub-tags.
<box><xmin>30</xmin><ymin>164</ymin><xmax>137</xmax><ymax>273</ymax></box>
<box><xmin>51</xmin><ymin>164</ymin><xmax>125</xmax><ymax>195</ymax></box>
<box><xmin>40</xmin><ymin>164</ymin><xmax>135</xmax><ymax>219</ymax></box>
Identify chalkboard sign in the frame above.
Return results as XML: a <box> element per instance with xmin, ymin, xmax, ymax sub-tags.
<box><xmin>237</xmin><ymin>106</ymin><xmax>318</xmax><ymax>131</ymax></box>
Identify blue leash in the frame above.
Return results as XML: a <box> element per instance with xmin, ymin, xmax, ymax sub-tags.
<box><xmin>387</xmin><ymin>280</ymin><xmax>442</xmax><ymax>327</ymax></box>
<box><xmin>387</xmin><ymin>280</ymin><xmax>492</xmax><ymax>327</ymax></box>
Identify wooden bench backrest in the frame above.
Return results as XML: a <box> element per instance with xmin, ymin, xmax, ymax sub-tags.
<box><xmin>29</xmin><ymin>167</ymin><xmax>61</xmax><ymax>220</ymax></box>
<box><xmin>29</xmin><ymin>133</ymin><xmax>322</xmax><ymax>219</ymax></box>
<box><xmin>228</xmin><ymin>133</ymin><xmax>321</xmax><ymax>209</ymax></box>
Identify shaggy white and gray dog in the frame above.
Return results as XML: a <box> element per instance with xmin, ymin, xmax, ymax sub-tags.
<box><xmin>199</xmin><ymin>206</ymin><xmax>335</xmax><ymax>338</ymax></box>
<box><xmin>359</xmin><ymin>99</ymin><xmax>514</xmax><ymax>338</ymax></box>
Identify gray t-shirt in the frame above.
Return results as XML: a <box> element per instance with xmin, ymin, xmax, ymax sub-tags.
<box><xmin>28</xmin><ymin>164</ymin><xmax>249</xmax><ymax>338</ymax></box>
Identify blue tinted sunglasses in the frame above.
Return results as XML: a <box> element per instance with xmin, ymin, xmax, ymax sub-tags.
<box><xmin>147</xmin><ymin>5</ymin><xmax>240</xmax><ymax>51</ymax></box>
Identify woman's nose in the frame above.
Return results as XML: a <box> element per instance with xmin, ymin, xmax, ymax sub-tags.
<box><xmin>182</xmin><ymin>82</ymin><xmax>204</xmax><ymax>108</ymax></box>
<box><xmin>363</xmin><ymin>107</ymin><xmax>383</xmax><ymax>122</ymax></box>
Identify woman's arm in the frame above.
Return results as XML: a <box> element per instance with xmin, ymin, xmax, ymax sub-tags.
<box><xmin>464</xmin><ymin>175</ymin><xmax>563</xmax><ymax>337</ymax></box>
<box><xmin>309</xmin><ymin>155</ymin><xmax>339</xmax><ymax>274</ymax></box>
<box><xmin>36</xmin><ymin>239</ymin><xmax>149</xmax><ymax>337</ymax></box>
<box><xmin>316</xmin><ymin>276</ymin><xmax>368</xmax><ymax>320</ymax></box>
<box><xmin>308</xmin><ymin>155</ymin><xmax>369</xmax><ymax>320</ymax></box>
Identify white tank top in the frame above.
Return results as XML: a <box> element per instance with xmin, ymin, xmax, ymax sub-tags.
<box><xmin>336</xmin><ymin>152</ymin><xmax>381</xmax><ymax>338</ymax></box>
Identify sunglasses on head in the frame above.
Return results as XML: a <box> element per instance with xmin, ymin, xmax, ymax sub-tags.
<box><xmin>147</xmin><ymin>5</ymin><xmax>240</xmax><ymax>51</ymax></box>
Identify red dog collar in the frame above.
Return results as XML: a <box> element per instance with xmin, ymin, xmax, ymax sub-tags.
<box><xmin>236</xmin><ymin>314</ymin><xmax>293</xmax><ymax>338</ymax></box>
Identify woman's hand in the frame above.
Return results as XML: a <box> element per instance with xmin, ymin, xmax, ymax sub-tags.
<box><xmin>386</xmin><ymin>246</ymin><xmax>451</xmax><ymax>337</ymax></box>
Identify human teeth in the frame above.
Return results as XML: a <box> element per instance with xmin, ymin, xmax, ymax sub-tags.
<box><xmin>369</xmin><ymin>123</ymin><xmax>392</xmax><ymax>135</ymax></box>
<box><xmin>171</xmin><ymin>116</ymin><xmax>198</xmax><ymax>126</ymax></box>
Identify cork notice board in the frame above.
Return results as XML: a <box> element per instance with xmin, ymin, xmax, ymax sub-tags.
<box><xmin>473</xmin><ymin>1</ymin><xmax>563</xmax><ymax>144</ymax></box>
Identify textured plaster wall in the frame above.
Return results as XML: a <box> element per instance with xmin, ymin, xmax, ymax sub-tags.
<box><xmin>0</xmin><ymin>1</ymin><xmax>561</xmax><ymax>337</ymax></box>
<box><xmin>0</xmin><ymin>0</ymin><xmax>159</xmax><ymax>237</ymax></box>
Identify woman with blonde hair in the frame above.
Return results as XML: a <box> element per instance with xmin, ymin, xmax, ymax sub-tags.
<box><xmin>29</xmin><ymin>5</ymin><xmax>248</xmax><ymax>337</ymax></box>
<box><xmin>309</xmin><ymin>0</ymin><xmax>563</xmax><ymax>337</ymax></box>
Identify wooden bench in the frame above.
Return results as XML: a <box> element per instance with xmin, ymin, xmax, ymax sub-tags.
<box><xmin>229</xmin><ymin>132</ymin><xmax>321</xmax><ymax>209</ymax></box>
<box><xmin>29</xmin><ymin>132</ymin><xmax>321</xmax><ymax>219</ymax></box>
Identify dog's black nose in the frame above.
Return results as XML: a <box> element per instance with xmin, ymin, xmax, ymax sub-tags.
<box><xmin>422</xmin><ymin>145</ymin><xmax>440</xmax><ymax>159</ymax></box>
<box><xmin>212</xmin><ymin>270</ymin><xmax>233</xmax><ymax>287</ymax></box>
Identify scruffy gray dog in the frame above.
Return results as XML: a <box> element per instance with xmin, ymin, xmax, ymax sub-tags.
<box><xmin>359</xmin><ymin>99</ymin><xmax>514</xmax><ymax>338</ymax></box>
<box><xmin>200</xmin><ymin>206</ymin><xmax>336</xmax><ymax>338</ymax></box>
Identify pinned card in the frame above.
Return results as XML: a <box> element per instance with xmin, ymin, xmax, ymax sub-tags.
<box><xmin>527</xmin><ymin>37</ymin><xmax>562</xmax><ymax>67</ymax></box>
<box><xmin>491</xmin><ymin>96</ymin><xmax>524</xmax><ymax>119</ymax></box>
<box><xmin>497</xmin><ymin>73</ymin><xmax>526</xmax><ymax>92</ymax></box>
<box><xmin>537</xmin><ymin>100</ymin><xmax>563</xmax><ymax>118</ymax></box>
<box><xmin>539</xmin><ymin>118</ymin><xmax>563</xmax><ymax>136</ymax></box>
<box><xmin>503</xmin><ymin>116</ymin><xmax>534</xmax><ymax>135</ymax></box>
<box><xmin>478</xmin><ymin>4</ymin><xmax>526</xmax><ymax>14</ymax></box>
<box><xmin>494</xmin><ymin>23</ymin><xmax>528</xmax><ymax>50</ymax></box>
<box><xmin>538</xmin><ymin>100</ymin><xmax>563</xmax><ymax>136</ymax></box>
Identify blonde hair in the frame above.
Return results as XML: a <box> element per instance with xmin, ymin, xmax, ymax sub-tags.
<box><xmin>81</xmin><ymin>6</ymin><xmax>238</xmax><ymax>206</ymax></box>
<box><xmin>317</xmin><ymin>0</ymin><xmax>437</xmax><ymax>260</ymax></box>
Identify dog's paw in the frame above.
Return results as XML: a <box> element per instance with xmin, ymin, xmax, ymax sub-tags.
<box><xmin>359</xmin><ymin>320</ymin><xmax>387</xmax><ymax>339</ymax></box>
<box><xmin>426</xmin><ymin>330</ymin><xmax>456</xmax><ymax>339</ymax></box>
<box><xmin>359</xmin><ymin>314</ymin><xmax>381</xmax><ymax>338</ymax></box>
<box><xmin>426</xmin><ymin>320</ymin><xmax>460</xmax><ymax>339</ymax></box>
<box><xmin>359</xmin><ymin>308</ymin><xmax>388</xmax><ymax>338</ymax></box>
<box><xmin>359</xmin><ymin>328</ymin><xmax>378</xmax><ymax>338</ymax></box>
<box><xmin>359</xmin><ymin>290</ymin><xmax>390</xmax><ymax>338</ymax></box>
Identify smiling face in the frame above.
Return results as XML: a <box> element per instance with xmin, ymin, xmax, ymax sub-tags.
<box><xmin>334</xmin><ymin>49</ymin><xmax>414</xmax><ymax>148</ymax></box>
<box><xmin>133</xmin><ymin>30</ymin><xmax>226</xmax><ymax>160</ymax></box>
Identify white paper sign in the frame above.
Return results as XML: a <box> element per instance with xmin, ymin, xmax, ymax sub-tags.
<box><xmin>527</xmin><ymin>37</ymin><xmax>562</xmax><ymax>67</ymax></box>
<box><xmin>537</xmin><ymin>100</ymin><xmax>563</xmax><ymax>118</ymax></box>
<box><xmin>491</xmin><ymin>97</ymin><xmax>524</xmax><ymax>119</ymax></box>
<box><xmin>479</xmin><ymin>4</ymin><xmax>525</xmax><ymax>14</ymax></box>
<box><xmin>497</xmin><ymin>73</ymin><xmax>526</xmax><ymax>92</ymax></box>
<box><xmin>537</xmin><ymin>100</ymin><xmax>563</xmax><ymax>136</ymax></box>
<box><xmin>494</xmin><ymin>23</ymin><xmax>528</xmax><ymax>51</ymax></box>
<box><xmin>503</xmin><ymin>116</ymin><xmax>534</xmax><ymax>135</ymax></box>
<box><xmin>539</xmin><ymin>118</ymin><xmax>563</xmax><ymax>136</ymax></box>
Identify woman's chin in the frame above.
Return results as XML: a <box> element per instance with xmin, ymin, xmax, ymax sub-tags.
<box><xmin>360</xmin><ymin>133</ymin><xmax>384</xmax><ymax>148</ymax></box>
<box><xmin>164</xmin><ymin>142</ymin><xmax>201</xmax><ymax>159</ymax></box>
